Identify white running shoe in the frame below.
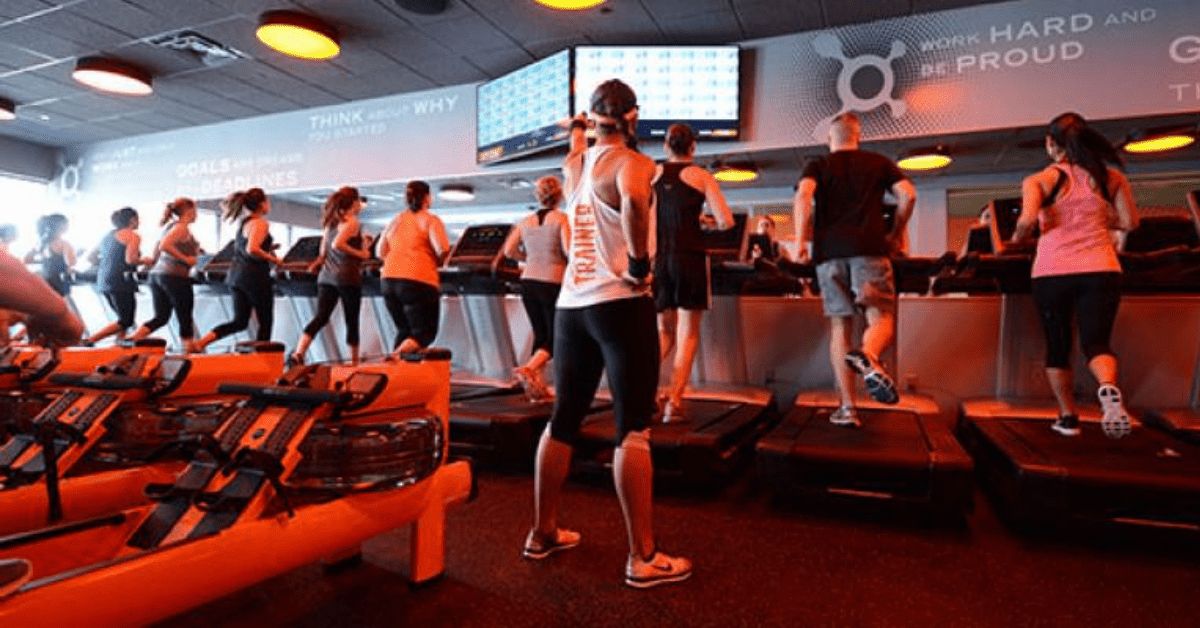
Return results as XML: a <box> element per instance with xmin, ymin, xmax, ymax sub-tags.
<box><xmin>625</xmin><ymin>551</ymin><xmax>692</xmax><ymax>589</ymax></box>
<box><xmin>828</xmin><ymin>406</ymin><xmax>861</xmax><ymax>428</ymax></box>
<box><xmin>1097</xmin><ymin>384</ymin><xmax>1131</xmax><ymax>439</ymax></box>
<box><xmin>522</xmin><ymin>528</ymin><xmax>581</xmax><ymax>560</ymax></box>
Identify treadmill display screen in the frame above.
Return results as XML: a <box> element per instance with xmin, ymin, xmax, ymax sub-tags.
<box><xmin>283</xmin><ymin>235</ymin><xmax>323</xmax><ymax>263</ymax></box>
<box><xmin>988</xmin><ymin>197</ymin><xmax>1035</xmax><ymax>247</ymax></box>
<box><xmin>450</xmin><ymin>224</ymin><xmax>513</xmax><ymax>262</ymax></box>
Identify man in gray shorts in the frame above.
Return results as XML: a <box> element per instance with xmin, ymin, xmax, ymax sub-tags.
<box><xmin>793</xmin><ymin>112</ymin><xmax>917</xmax><ymax>427</ymax></box>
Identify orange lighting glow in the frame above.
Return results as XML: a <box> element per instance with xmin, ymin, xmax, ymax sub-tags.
<box><xmin>1124</xmin><ymin>134</ymin><xmax>1195</xmax><ymax>154</ymax></box>
<box><xmin>257</xmin><ymin>11</ymin><xmax>340</xmax><ymax>60</ymax></box>
<box><xmin>534</xmin><ymin>0</ymin><xmax>606</xmax><ymax>10</ymax></box>
<box><xmin>898</xmin><ymin>153</ymin><xmax>952</xmax><ymax>171</ymax></box>
<box><xmin>714</xmin><ymin>168</ymin><xmax>758</xmax><ymax>183</ymax></box>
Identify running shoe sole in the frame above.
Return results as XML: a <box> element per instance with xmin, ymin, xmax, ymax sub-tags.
<box><xmin>625</xmin><ymin>569</ymin><xmax>692</xmax><ymax>589</ymax></box>
<box><xmin>845</xmin><ymin>352</ymin><xmax>900</xmax><ymax>405</ymax></box>
<box><xmin>1098</xmin><ymin>385</ymin><xmax>1131</xmax><ymax>439</ymax></box>
<box><xmin>828</xmin><ymin>410</ymin><xmax>861</xmax><ymax>428</ymax></box>
<box><xmin>522</xmin><ymin>534</ymin><xmax>580</xmax><ymax>560</ymax></box>
<box><xmin>1050</xmin><ymin>423</ymin><xmax>1081</xmax><ymax>437</ymax></box>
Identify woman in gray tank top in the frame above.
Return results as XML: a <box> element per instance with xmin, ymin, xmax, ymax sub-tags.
<box><xmin>292</xmin><ymin>187</ymin><xmax>372</xmax><ymax>365</ymax></box>
<box><xmin>496</xmin><ymin>175</ymin><xmax>569</xmax><ymax>400</ymax></box>
<box><xmin>130</xmin><ymin>198</ymin><xmax>201</xmax><ymax>351</ymax></box>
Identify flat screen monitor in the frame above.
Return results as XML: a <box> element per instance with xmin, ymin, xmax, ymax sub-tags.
<box><xmin>573</xmin><ymin>45</ymin><xmax>740</xmax><ymax>139</ymax></box>
<box><xmin>476</xmin><ymin>49</ymin><xmax>572</xmax><ymax>164</ymax></box>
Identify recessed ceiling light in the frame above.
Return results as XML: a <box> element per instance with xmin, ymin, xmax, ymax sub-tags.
<box><xmin>534</xmin><ymin>0</ymin><xmax>606</xmax><ymax>9</ymax></box>
<box><xmin>713</xmin><ymin>162</ymin><xmax>758</xmax><ymax>183</ymax></box>
<box><xmin>898</xmin><ymin>145</ymin><xmax>953</xmax><ymax>171</ymax></box>
<box><xmin>1123</xmin><ymin>126</ymin><xmax>1197</xmax><ymax>154</ymax></box>
<box><xmin>438</xmin><ymin>184</ymin><xmax>476</xmax><ymax>202</ymax></box>
<box><xmin>73</xmin><ymin>57</ymin><xmax>153</xmax><ymax>96</ymax></box>
<box><xmin>257</xmin><ymin>10</ymin><xmax>340</xmax><ymax>60</ymax></box>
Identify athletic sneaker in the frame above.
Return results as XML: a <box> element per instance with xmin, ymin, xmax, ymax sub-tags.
<box><xmin>1097</xmin><ymin>384</ymin><xmax>1132</xmax><ymax>439</ymax></box>
<box><xmin>828</xmin><ymin>406</ymin><xmax>861</xmax><ymax>428</ymax></box>
<box><xmin>845</xmin><ymin>350</ymin><xmax>899</xmax><ymax>404</ymax></box>
<box><xmin>522</xmin><ymin>527</ymin><xmax>581</xmax><ymax>560</ymax></box>
<box><xmin>662</xmin><ymin>400</ymin><xmax>687</xmax><ymax>424</ymax></box>
<box><xmin>1051</xmin><ymin>414</ymin><xmax>1081</xmax><ymax>437</ymax></box>
<box><xmin>625</xmin><ymin>551</ymin><xmax>692</xmax><ymax>589</ymax></box>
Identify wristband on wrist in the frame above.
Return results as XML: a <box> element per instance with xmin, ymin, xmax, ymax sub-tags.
<box><xmin>627</xmin><ymin>254</ymin><xmax>651</xmax><ymax>280</ymax></box>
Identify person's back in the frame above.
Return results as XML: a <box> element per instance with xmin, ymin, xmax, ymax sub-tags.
<box><xmin>318</xmin><ymin>223</ymin><xmax>364</xmax><ymax>287</ymax></box>
<box><xmin>152</xmin><ymin>224</ymin><xmax>199</xmax><ymax>277</ymax></box>
<box><xmin>654</xmin><ymin>162</ymin><xmax>706</xmax><ymax>255</ymax></box>
<box><xmin>1033</xmin><ymin>164</ymin><xmax>1121</xmax><ymax>278</ymax></box>
<box><xmin>228</xmin><ymin>216</ymin><xmax>273</xmax><ymax>290</ymax></box>
<box><xmin>806</xmin><ymin>149</ymin><xmax>900</xmax><ymax>263</ymax></box>
<box><xmin>383</xmin><ymin>211</ymin><xmax>441</xmax><ymax>288</ymax></box>
<box><xmin>519</xmin><ymin>210</ymin><xmax>568</xmax><ymax>284</ymax></box>
<box><xmin>96</xmin><ymin>229</ymin><xmax>136</xmax><ymax>294</ymax></box>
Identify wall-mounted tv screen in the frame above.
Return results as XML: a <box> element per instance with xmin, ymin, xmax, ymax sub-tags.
<box><xmin>573</xmin><ymin>45</ymin><xmax>740</xmax><ymax>139</ymax></box>
<box><xmin>476</xmin><ymin>49</ymin><xmax>571</xmax><ymax>164</ymax></box>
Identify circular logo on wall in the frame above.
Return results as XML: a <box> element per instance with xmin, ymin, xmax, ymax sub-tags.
<box><xmin>54</xmin><ymin>157</ymin><xmax>83</xmax><ymax>201</ymax></box>
<box><xmin>810</xmin><ymin>32</ymin><xmax>908</xmax><ymax>141</ymax></box>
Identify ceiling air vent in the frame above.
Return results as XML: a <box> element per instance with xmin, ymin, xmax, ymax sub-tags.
<box><xmin>149</xmin><ymin>31</ymin><xmax>248</xmax><ymax>68</ymax></box>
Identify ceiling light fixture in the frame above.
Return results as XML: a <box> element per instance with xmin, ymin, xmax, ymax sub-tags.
<box><xmin>438</xmin><ymin>184</ymin><xmax>476</xmax><ymax>202</ymax></box>
<box><xmin>713</xmin><ymin>161</ymin><xmax>758</xmax><ymax>183</ymax></box>
<box><xmin>256</xmin><ymin>10</ymin><xmax>340</xmax><ymax>60</ymax></box>
<box><xmin>897</xmin><ymin>145</ymin><xmax>953</xmax><ymax>171</ymax></box>
<box><xmin>72</xmin><ymin>57</ymin><xmax>153</xmax><ymax>96</ymax></box>
<box><xmin>534</xmin><ymin>0</ymin><xmax>607</xmax><ymax>10</ymax></box>
<box><xmin>394</xmin><ymin>0</ymin><xmax>450</xmax><ymax>15</ymax></box>
<box><xmin>0</xmin><ymin>98</ymin><xmax>14</xmax><ymax>121</ymax></box>
<box><xmin>1123</xmin><ymin>125</ymin><xmax>1197</xmax><ymax>154</ymax></box>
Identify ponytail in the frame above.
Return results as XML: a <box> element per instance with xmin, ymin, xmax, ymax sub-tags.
<box><xmin>1048</xmin><ymin>112</ymin><xmax>1123</xmax><ymax>203</ymax></box>
<box><xmin>222</xmin><ymin>187</ymin><xmax>267</xmax><ymax>223</ymax></box>
<box><xmin>590</xmin><ymin>79</ymin><xmax>639</xmax><ymax>144</ymax></box>
<box><xmin>323</xmin><ymin>187</ymin><xmax>362</xmax><ymax>229</ymax></box>
<box><xmin>162</xmin><ymin>197</ymin><xmax>195</xmax><ymax>226</ymax></box>
<box><xmin>406</xmin><ymin>180</ymin><xmax>431</xmax><ymax>213</ymax></box>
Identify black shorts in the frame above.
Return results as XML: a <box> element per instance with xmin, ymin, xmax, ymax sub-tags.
<box><xmin>654</xmin><ymin>251</ymin><xmax>709</xmax><ymax>311</ymax></box>
<box><xmin>382</xmin><ymin>278</ymin><xmax>440</xmax><ymax>349</ymax></box>
<box><xmin>549</xmin><ymin>297</ymin><xmax>659</xmax><ymax>446</ymax></box>
<box><xmin>103</xmin><ymin>290</ymin><xmax>137</xmax><ymax>330</ymax></box>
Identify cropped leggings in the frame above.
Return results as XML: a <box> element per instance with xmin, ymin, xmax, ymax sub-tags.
<box><xmin>302</xmin><ymin>283</ymin><xmax>362</xmax><ymax>346</ymax></box>
<box><xmin>140</xmin><ymin>273</ymin><xmax>195</xmax><ymax>339</ymax></box>
<box><xmin>210</xmin><ymin>285</ymin><xmax>274</xmax><ymax>342</ymax></box>
<box><xmin>549</xmin><ymin>296</ymin><xmax>659</xmax><ymax>446</ymax></box>
<box><xmin>520</xmin><ymin>279</ymin><xmax>561</xmax><ymax>356</ymax></box>
<box><xmin>1031</xmin><ymin>271</ymin><xmax>1121</xmax><ymax>369</ymax></box>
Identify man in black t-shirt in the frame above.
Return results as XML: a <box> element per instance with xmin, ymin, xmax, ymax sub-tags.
<box><xmin>793</xmin><ymin>112</ymin><xmax>917</xmax><ymax>427</ymax></box>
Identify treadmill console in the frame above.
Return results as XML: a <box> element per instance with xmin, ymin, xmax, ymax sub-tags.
<box><xmin>1123</xmin><ymin>215</ymin><xmax>1200</xmax><ymax>253</ymax></box>
<box><xmin>282</xmin><ymin>235</ymin><xmax>324</xmax><ymax>264</ymax></box>
<box><xmin>700</xmin><ymin>213</ymin><xmax>749</xmax><ymax>264</ymax></box>
<box><xmin>988</xmin><ymin>197</ymin><xmax>1037</xmax><ymax>254</ymax></box>
<box><xmin>447</xmin><ymin>224</ymin><xmax>511</xmax><ymax>267</ymax></box>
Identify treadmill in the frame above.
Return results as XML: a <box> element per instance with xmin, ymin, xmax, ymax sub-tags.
<box><xmin>758</xmin><ymin>392</ymin><xmax>973</xmax><ymax>514</ymax></box>
<box><xmin>960</xmin><ymin>400</ymin><xmax>1200</xmax><ymax>531</ymax></box>
<box><xmin>959</xmin><ymin>190</ymin><xmax>1200</xmax><ymax>533</ymax></box>
<box><xmin>571</xmin><ymin>214</ymin><xmax>779</xmax><ymax>485</ymax></box>
<box><xmin>442</xmin><ymin>224</ymin><xmax>606</xmax><ymax>467</ymax></box>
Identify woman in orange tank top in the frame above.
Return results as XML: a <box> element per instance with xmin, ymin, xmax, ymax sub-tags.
<box><xmin>377</xmin><ymin>180</ymin><xmax>450</xmax><ymax>357</ymax></box>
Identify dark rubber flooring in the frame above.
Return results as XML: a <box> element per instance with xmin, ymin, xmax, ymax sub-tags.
<box><xmin>160</xmin><ymin>467</ymin><xmax>1200</xmax><ymax>628</ymax></box>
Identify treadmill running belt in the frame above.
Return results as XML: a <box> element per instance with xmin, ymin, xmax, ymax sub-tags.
<box><xmin>575</xmin><ymin>399</ymin><xmax>772</xmax><ymax>484</ymax></box>
<box><xmin>1142</xmin><ymin>408</ymin><xmax>1200</xmax><ymax>446</ymax></box>
<box><xmin>448</xmin><ymin>394</ymin><xmax>609</xmax><ymax>465</ymax></box>
<box><xmin>963</xmin><ymin>416</ymin><xmax>1200</xmax><ymax>529</ymax></box>
<box><xmin>757</xmin><ymin>405</ymin><xmax>974</xmax><ymax>512</ymax></box>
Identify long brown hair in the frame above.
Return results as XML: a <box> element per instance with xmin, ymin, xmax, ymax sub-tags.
<box><xmin>322</xmin><ymin>187</ymin><xmax>361</xmax><ymax>229</ymax></box>
<box><xmin>161</xmin><ymin>197</ymin><xmax>196</xmax><ymax>226</ymax></box>
<box><xmin>222</xmin><ymin>188</ymin><xmax>267</xmax><ymax>223</ymax></box>
<box><xmin>1048</xmin><ymin>112</ymin><xmax>1123</xmax><ymax>203</ymax></box>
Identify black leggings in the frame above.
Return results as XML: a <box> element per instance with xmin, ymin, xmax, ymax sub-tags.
<box><xmin>521</xmin><ymin>279</ymin><xmax>561</xmax><ymax>356</ymax></box>
<box><xmin>549</xmin><ymin>296</ymin><xmax>659</xmax><ymax>446</ymax></box>
<box><xmin>141</xmin><ymin>274</ymin><xmax>195</xmax><ymax>339</ymax></box>
<box><xmin>103</xmin><ymin>291</ymin><xmax>137</xmax><ymax>331</ymax></box>
<box><xmin>1031</xmin><ymin>272</ymin><xmax>1121</xmax><ymax>369</ymax></box>
<box><xmin>210</xmin><ymin>285</ymin><xmax>274</xmax><ymax>342</ymax></box>
<box><xmin>303</xmin><ymin>283</ymin><xmax>362</xmax><ymax>346</ymax></box>
<box><xmin>382</xmin><ymin>278</ymin><xmax>440</xmax><ymax>349</ymax></box>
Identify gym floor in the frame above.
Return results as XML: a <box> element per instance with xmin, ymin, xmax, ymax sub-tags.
<box><xmin>160</xmin><ymin>464</ymin><xmax>1200</xmax><ymax>628</ymax></box>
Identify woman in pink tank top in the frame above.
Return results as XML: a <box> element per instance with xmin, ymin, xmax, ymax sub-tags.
<box><xmin>1012</xmin><ymin>112</ymin><xmax>1139</xmax><ymax>439</ymax></box>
